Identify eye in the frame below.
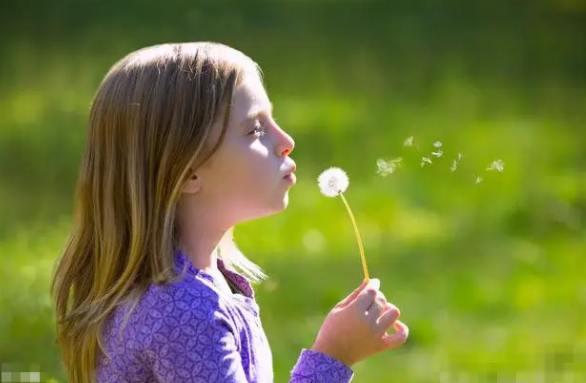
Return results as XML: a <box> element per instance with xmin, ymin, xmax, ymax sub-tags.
<box><xmin>249</xmin><ymin>120</ymin><xmax>266</xmax><ymax>137</ymax></box>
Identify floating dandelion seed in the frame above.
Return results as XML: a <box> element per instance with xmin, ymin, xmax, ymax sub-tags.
<box><xmin>486</xmin><ymin>159</ymin><xmax>505</xmax><ymax>172</ymax></box>
<box><xmin>448</xmin><ymin>152</ymin><xmax>465</xmax><ymax>172</ymax></box>
<box><xmin>376</xmin><ymin>158</ymin><xmax>402</xmax><ymax>177</ymax></box>
<box><xmin>376</xmin><ymin>159</ymin><xmax>391</xmax><ymax>177</ymax></box>
<box><xmin>377</xmin><ymin>140</ymin><xmax>502</xmax><ymax>185</ymax></box>
<box><xmin>421</xmin><ymin>157</ymin><xmax>433</xmax><ymax>167</ymax></box>
<box><xmin>318</xmin><ymin>167</ymin><xmax>369</xmax><ymax>280</ymax></box>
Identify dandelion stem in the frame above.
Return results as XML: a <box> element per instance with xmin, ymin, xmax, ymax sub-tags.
<box><xmin>338</xmin><ymin>192</ymin><xmax>370</xmax><ymax>281</ymax></box>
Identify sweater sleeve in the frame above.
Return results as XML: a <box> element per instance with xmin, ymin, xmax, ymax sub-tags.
<box><xmin>290</xmin><ymin>349</ymin><xmax>354</xmax><ymax>383</ymax></box>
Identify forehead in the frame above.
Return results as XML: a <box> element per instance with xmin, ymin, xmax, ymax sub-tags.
<box><xmin>229</xmin><ymin>72</ymin><xmax>271</xmax><ymax>126</ymax></box>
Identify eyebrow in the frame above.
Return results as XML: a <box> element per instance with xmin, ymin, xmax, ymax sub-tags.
<box><xmin>243</xmin><ymin>102</ymin><xmax>274</xmax><ymax>122</ymax></box>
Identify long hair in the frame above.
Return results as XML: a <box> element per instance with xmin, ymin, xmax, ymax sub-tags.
<box><xmin>50</xmin><ymin>42</ymin><xmax>266</xmax><ymax>383</ymax></box>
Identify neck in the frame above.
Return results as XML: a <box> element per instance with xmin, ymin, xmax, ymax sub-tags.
<box><xmin>177</xmin><ymin>223</ymin><xmax>227</xmax><ymax>273</ymax></box>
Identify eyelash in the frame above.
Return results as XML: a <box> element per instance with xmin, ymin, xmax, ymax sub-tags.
<box><xmin>250</xmin><ymin>121</ymin><xmax>267</xmax><ymax>137</ymax></box>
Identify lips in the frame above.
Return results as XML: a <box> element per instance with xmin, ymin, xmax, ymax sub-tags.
<box><xmin>283</xmin><ymin>161</ymin><xmax>297</xmax><ymax>184</ymax></box>
<box><xmin>283</xmin><ymin>161</ymin><xmax>297</xmax><ymax>177</ymax></box>
<box><xmin>285</xmin><ymin>166</ymin><xmax>296</xmax><ymax>177</ymax></box>
<box><xmin>284</xmin><ymin>173</ymin><xmax>296</xmax><ymax>184</ymax></box>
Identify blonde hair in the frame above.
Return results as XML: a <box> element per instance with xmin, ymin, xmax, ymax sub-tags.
<box><xmin>50</xmin><ymin>42</ymin><xmax>266</xmax><ymax>383</ymax></box>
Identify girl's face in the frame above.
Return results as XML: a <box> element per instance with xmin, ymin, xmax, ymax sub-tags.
<box><xmin>183</xmin><ymin>70</ymin><xmax>296</xmax><ymax>228</ymax></box>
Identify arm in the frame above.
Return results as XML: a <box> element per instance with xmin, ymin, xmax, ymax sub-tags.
<box><xmin>141</xmin><ymin>286</ymin><xmax>353</xmax><ymax>383</ymax></box>
<box><xmin>145</xmin><ymin>309</ymin><xmax>354</xmax><ymax>383</ymax></box>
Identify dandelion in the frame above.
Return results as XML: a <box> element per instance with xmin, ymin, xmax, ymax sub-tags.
<box><xmin>458</xmin><ymin>153</ymin><xmax>463</xmax><ymax>161</ymax></box>
<box><xmin>318</xmin><ymin>167</ymin><xmax>369</xmax><ymax>280</ymax></box>
<box><xmin>404</xmin><ymin>136</ymin><xmax>414</xmax><ymax>147</ymax></box>
<box><xmin>432</xmin><ymin>150</ymin><xmax>444</xmax><ymax>158</ymax></box>
<box><xmin>486</xmin><ymin>159</ymin><xmax>505</xmax><ymax>172</ymax></box>
<box><xmin>421</xmin><ymin>157</ymin><xmax>433</xmax><ymax>167</ymax></box>
<box><xmin>475</xmin><ymin>176</ymin><xmax>483</xmax><ymax>184</ymax></box>
<box><xmin>434</xmin><ymin>141</ymin><xmax>443</xmax><ymax>148</ymax></box>
<box><xmin>318</xmin><ymin>167</ymin><xmax>349</xmax><ymax>197</ymax></box>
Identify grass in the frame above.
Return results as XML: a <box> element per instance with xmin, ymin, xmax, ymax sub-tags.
<box><xmin>1</xmin><ymin>0</ymin><xmax>585</xmax><ymax>381</ymax></box>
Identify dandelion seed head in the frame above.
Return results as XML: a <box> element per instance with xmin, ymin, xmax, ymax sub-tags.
<box><xmin>404</xmin><ymin>136</ymin><xmax>414</xmax><ymax>147</ymax></box>
<box><xmin>432</xmin><ymin>150</ymin><xmax>444</xmax><ymax>158</ymax></box>
<box><xmin>450</xmin><ymin>160</ymin><xmax>458</xmax><ymax>172</ymax></box>
<box><xmin>475</xmin><ymin>176</ymin><xmax>483</xmax><ymax>184</ymax></box>
<box><xmin>318</xmin><ymin>167</ymin><xmax>349</xmax><ymax>197</ymax></box>
<box><xmin>434</xmin><ymin>141</ymin><xmax>443</xmax><ymax>148</ymax></box>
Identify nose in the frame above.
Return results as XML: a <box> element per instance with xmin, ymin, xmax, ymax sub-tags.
<box><xmin>274</xmin><ymin>125</ymin><xmax>295</xmax><ymax>157</ymax></box>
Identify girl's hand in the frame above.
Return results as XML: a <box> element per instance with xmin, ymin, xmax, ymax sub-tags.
<box><xmin>310</xmin><ymin>278</ymin><xmax>408</xmax><ymax>366</ymax></box>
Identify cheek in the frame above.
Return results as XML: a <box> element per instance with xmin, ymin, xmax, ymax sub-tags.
<box><xmin>237</xmin><ymin>144</ymin><xmax>273</xmax><ymax>186</ymax></box>
<box><xmin>218</xmin><ymin>141</ymin><xmax>271</xmax><ymax>188</ymax></box>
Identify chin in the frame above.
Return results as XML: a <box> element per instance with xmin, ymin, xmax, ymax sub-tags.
<box><xmin>258</xmin><ymin>194</ymin><xmax>291</xmax><ymax>219</ymax></box>
<box><xmin>237</xmin><ymin>191</ymin><xmax>291</xmax><ymax>223</ymax></box>
<box><xmin>276</xmin><ymin>193</ymin><xmax>290</xmax><ymax>211</ymax></box>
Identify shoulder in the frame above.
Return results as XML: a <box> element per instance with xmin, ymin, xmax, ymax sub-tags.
<box><xmin>134</xmin><ymin>277</ymin><xmax>238</xmax><ymax>333</ymax></box>
<box><xmin>143</xmin><ymin>278</ymin><xmax>222</xmax><ymax>315</ymax></box>
<box><xmin>123</xmin><ymin>279</ymin><xmax>243</xmax><ymax>368</ymax></box>
<box><xmin>104</xmin><ymin>277</ymin><xmax>234</xmax><ymax>345</ymax></box>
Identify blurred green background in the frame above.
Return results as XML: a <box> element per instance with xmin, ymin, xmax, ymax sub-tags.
<box><xmin>1</xmin><ymin>0</ymin><xmax>585</xmax><ymax>382</ymax></box>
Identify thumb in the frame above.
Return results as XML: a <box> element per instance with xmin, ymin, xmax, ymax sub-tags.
<box><xmin>381</xmin><ymin>320</ymin><xmax>409</xmax><ymax>350</ymax></box>
<box><xmin>336</xmin><ymin>278</ymin><xmax>373</xmax><ymax>309</ymax></box>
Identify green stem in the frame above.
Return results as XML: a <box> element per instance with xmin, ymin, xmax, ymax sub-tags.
<box><xmin>339</xmin><ymin>192</ymin><xmax>370</xmax><ymax>281</ymax></box>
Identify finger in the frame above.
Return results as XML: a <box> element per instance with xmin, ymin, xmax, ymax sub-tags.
<box><xmin>366</xmin><ymin>294</ymin><xmax>387</xmax><ymax>318</ymax></box>
<box><xmin>354</xmin><ymin>279</ymin><xmax>380</xmax><ymax>312</ymax></box>
<box><xmin>381</xmin><ymin>320</ymin><xmax>409</xmax><ymax>350</ymax></box>
<box><xmin>378</xmin><ymin>290</ymin><xmax>387</xmax><ymax>302</ymax></box>
<box><xmin>375</xmin><ymin>303</ymin><xmax>400</xmax><ymax>331</ymax></box>
<box><xmin>373</xmin><ymin>291</ymin><xmax>388</xmax><ymax>307</ymax></box>
<box><xmin>366</xmin><ymin>303</ymin><xmax>383</xmax><ymax>321</ymax></box>
<box><xmin>336</xmin><ymin>278</ymin><xmax>369</xmax><ymax>309</ymax></box>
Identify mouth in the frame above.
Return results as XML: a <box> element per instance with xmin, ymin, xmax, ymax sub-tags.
<box><xmin>284</xmin><ymin>173</ymin><xmax>296</xmax><ymax>184</ymax></box>
<box><xmin>283</xmin><ymin>162</ymin><xmax>297</xmax><ymax>183</ymax></box>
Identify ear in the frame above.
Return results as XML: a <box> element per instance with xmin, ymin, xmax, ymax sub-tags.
<box><xmin>181</xmin><ymin>173</ymin><xmax>202</xmax><ymax>194</ymax></box>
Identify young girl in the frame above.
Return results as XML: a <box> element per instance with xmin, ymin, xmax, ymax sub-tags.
<box><xmin>50</xmin><ymin>42</ymin><xmax>408</xmax><ymax>383</ymax></box>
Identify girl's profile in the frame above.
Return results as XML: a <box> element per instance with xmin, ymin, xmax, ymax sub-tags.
<box><xmin>50</xmin><ymin>41</ymin><xmax>408</xmax><ymax>383</ymax></box>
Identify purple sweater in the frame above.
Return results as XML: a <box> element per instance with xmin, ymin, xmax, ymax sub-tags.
<box><xmin>96</xmin><ymin>250</ymin><xmax>354</xmax><ymax>382</ymax></box>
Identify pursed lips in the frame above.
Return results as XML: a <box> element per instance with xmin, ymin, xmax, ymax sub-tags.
<box><xmin>283</xmin><ymin>161</ymin><xmax>296</xmax><ymax>177</ymax></box>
